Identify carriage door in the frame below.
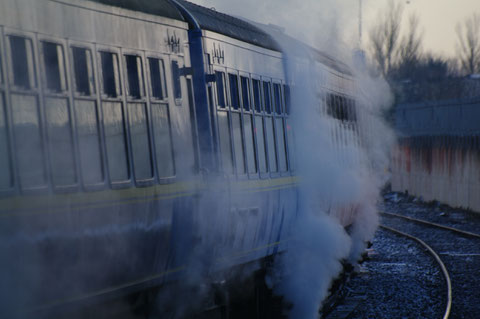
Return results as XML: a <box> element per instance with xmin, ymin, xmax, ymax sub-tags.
<box><xmin>168</xmin><ymin>56</ymin><xmax>198</xmax><ymax>177</ymax></box>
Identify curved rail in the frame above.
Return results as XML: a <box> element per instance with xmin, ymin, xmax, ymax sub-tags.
<box><xmin>380</xmin><ymin>211</ymin><xmax>480</xmax><ymax>239</ymax></box>
<box><xmin>379</xmin><ymin>224</ymin><xmax>452</xmax><ymax>319</ymax></box>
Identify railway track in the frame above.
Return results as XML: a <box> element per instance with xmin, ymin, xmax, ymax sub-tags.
<box><xmin>379</xmin><ymin>224</ymin><xmax>451</xmax><ymax>319</ymax></box>
<box><xmin>380</xmin><ymin>211</ymin><xmax>480</xmax><ymax>318</ymax></box>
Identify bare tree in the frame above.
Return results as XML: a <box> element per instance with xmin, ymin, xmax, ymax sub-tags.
<box><xmin>368</xmin><ymin>0</ymin><xmax>404</xmax><ymax>77</ymax></box>
<box><xmin>398</xmin><ymin>13</ymin><xmax>423</xmax><ymax>67</ymax></box>
<box><xmin>456</xmin><ymin>13</ymin><xmax>480</xmax><ymax>75</ymax></box>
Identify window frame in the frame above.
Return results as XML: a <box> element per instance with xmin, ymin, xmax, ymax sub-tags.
<box><xmin>212</xmin><ymin>66</ymin><xmax>234</xmax><ymax>176</ymax></box>
<box><xmin>251</xmin><ymin>74</ymin><xmax>269</xmax><ymax>179</ymax></box>
<box><xmin>226</xmin><ymin>69</ymin><xmax>248</xmax><ymax>179</ymax></box>
<box><xmin>68</xmin><ymin>40</ymin><xmax>108</xmax><ymax>191</ymax></box>
<box><xmin>261</xmin><ymin>77</ymin><xmax>279</xmax><ymax>177</ymax></box>
<box><xmin>96</xmin><ymin>45</ymin><xmax>132</xmax><ymax>189</ymax></box>
<box><xmin>39</xmin><ymin>39</ymin><xmax>69</xmax><ymax>95</ymax></box>
<box><xmin>146</xmin><ymin>54</ymin><xmax>168</xmax><ymax>103</ymax></box>
<box><xmin>97</xmin><ymin>47</ymin><xmax>123</xmax><ymax>101</ymax></box>
<box><xmin>170</xmin><ymin>57</ymin><xmax>183</xmax><ymax>106</ymax></box>
<box><xmin>70</xmin><ymin>44</ymin><xmax>97</xmax><ymax>98</ymax></box>
<box><xmin>239</xmin><ymin>71</ymin><xmax>258</xmax><ymax>179</ymax></box>
<box><xmin>38</xmin><ymin>35</ymin><xmax>79</xmax><ymax>192</ymax></box>
<box><xmin>123</xmin><ymin>52</ymin><xmax>146</xmax><ymax>101</ymax></box>
<box><xmin>273</xmin><ymin>80</ymin><xmax>289</xmax><ymax>175</ymax></box>
<box><xmin>0</xmin><ymin>29</ymin><xmax>16</xmax><ymax>195</ymax></box>
<box><xmin>5</xmin><ymin>31</ymin><xmax>38</xmax><ymax>93</ymax></box>
<box><xmin>5</xmin><ymin>30</ymin><xmax>50</xmax><ymax>194</ymax></box>
<box><xmin>122</xmin><ymin>49</ymin><xmax>155</xmax><ymax>186</ymax></box>
<box><xmin>145</xmin><ymin>51</ymin><xmax>176</xmax><ymax>184</ymax></box>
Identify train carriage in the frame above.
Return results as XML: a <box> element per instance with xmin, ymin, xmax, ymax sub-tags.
<box><xmin>0</xmin><ymin>0</ymin><xmax>368</xmax><ymax>317</ymax></box>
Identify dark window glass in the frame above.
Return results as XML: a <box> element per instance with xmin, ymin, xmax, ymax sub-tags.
<box><xmin>42</xmin><ymin>42</ymin><xmax>66</xmax><ymax>92</ymax></box>
<box><xmin>72</xmin><ymin>47</ymin><xmax>95</xmax><ymax>96</ymax></box>
<box><xmin>100</xmin><ymin>51</ymin><xmax>121</xmax><ymax>97</ymax></box>
<box><xmin>284</xmin><ymin>84</ymin><xmax>291</xmax><ymax>115</ymax></box>
<box><xmin>215</xmin><ymin>71</ymin><xmax>226</xmax><ymax>107</ymax></box>
<box><xmin>171</xmin><ymin>60</ymin><xmax>182</xmax><ymax>99</ymax></box>
<box><xmin>229</xmin><ymin>73</ymin><xmax>240</xmax><ymax>109</ymax></box>
<box><xmin>241</xmin><ymin>76</ymin><xmax>251</xmax><ymax>111</ymax></box>
<box><xmin>9</xmin><ymin>36</ymin><xmax>35</xmax><ymax>89</ymax></box>
<box><xmin>263</xmin><ymin>81</ymin><xmax>272</xmax><ymax>114</ymax></box>
<box><xmin>252</xmin><ymin>79</ymin><xmax>262</xmax><ymax>112</ymax></box>
<box><xmin>148</xmin><ymin>58</ymin><xmax>167</xmax><ymax>100</ymax></box>
<box><xmin>273</xmin><ymin>83</ymin><xmax>282</xmax><ymax>114</ymax></box>
<box><xmin>327</xmin><ymin>94</ymin><xmax>346</xmax><ymax>121</ymax></box>
<box><xmin>125</xmin><ymin>55</ymin><xmax>144</xmax><ymax>99</ymax></box>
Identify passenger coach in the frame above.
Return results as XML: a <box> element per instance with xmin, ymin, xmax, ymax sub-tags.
<box><xmin>0</xmin><ymin>0</ymin><xmax>361</xmax><ymax>317</ymax></box>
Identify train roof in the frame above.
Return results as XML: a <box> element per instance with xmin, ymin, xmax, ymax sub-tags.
<box><xmin>88</xmin><ymin>0</ymin><xmax>185</xmax><ymax>21</ymax></box>
<box><xmin>262</xmin><ymin>25</ymin><xmax>353</xmax><ymax>76</ymax></box>
<box><xmin>175</xmin><ymin>0</ymin><xmax>281</xmax><ymax>52</ymax></box>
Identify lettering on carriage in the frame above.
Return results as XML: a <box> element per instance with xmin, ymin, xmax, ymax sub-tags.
<box><xmin>165</xmin><ymin>30</ymin><xmax>181</xmax><ymax>54</ymax></box>
<box><xmin>212</xmin><ymin>43</ymin><xmax>225</xmax><ymax>65</ymax></box>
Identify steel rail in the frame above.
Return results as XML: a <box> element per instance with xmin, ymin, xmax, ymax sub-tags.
<box><xmin>379</xmin><ymin>224</ymin><xmax>452</xmax><ymax>319</ymax></box>
<box><xmin>380</xmin><ymin>211</ymin><xmax>480</xmax><ymax>239</ymax></box>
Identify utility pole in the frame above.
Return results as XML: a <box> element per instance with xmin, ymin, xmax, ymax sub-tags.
<box><xmin>359</xmin><ymin>0</ymin><xmax>363</xmax><ymax>47</ymax></box>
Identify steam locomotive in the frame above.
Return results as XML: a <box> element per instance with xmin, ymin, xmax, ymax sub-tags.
<box><xmin>0</xmin><ymin>0</ymin><xmax>362</xmax><ymax>317</ymax></box>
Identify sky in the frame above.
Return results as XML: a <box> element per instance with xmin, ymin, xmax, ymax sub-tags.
<box><xmin>188</xmin><ymin>0</ymin><xmax>480</xmax><ymax>59</ymax></box>
<box><xmin>363</xmin><ymin>0</ymin><xmax>480</xmax><ymax>58</ymax></box>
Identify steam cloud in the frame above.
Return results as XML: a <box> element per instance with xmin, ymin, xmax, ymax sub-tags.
<box><xmin>192</xmin><ymin>0</ymin><xmax>395</xmax><ymax>317</ymax></box>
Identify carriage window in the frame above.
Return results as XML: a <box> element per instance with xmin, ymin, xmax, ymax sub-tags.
<box><xmin>240</xmin><ymin>76</ymin><xmax>251</xmax><ymax>111</ymax></box>
<box><xmin>72</xmin><ymin>47</ymin><xmax>95</xmax><ymax>96</ymax></box>
<box><xmin>273</xmin><ymin>83</ymin><xmax>282</xmax><ymax>114</ymax></box>
<box><xmin>252</xmin><ymin>79</ymin><xmax>262</xmax><ymax>112</ymax></box>
<box><xmin>42</xmin><ymin>42</ymin><xmax>67</xmax><ymax>92</ymax></box>
<box><xmin>215</xmin><ymin>71</ymin><xmax>226</xmax><ymax>107</ymax></box>
<box><xmin>284</xmin><ymin>84</ymin><xmax>291</xmax><ymax>115</ymax></box>
<box><xmin>229</xmin><ymin>73</ymin><xmax>240</xmax><ymax>109</ymax></box>
<box><xmin>125</xmin><ymin>55</ymin><xmax>144</xmax><ymax>99</ymax></box>
<box><xmin>263</xmin><ymin>81</ymin><xmax>272</xmax><ymax>114</ymax></box>
<box><xmin>100</xmin><ymin>51</ymin><xmax>121</xmax><ymax>97</ymax></box>
<box><xmin>148</xmin><ymin>58</ymin><xmax>167</xmax><ymax>100</ymax></box>
<box><xmin>171</xmin><ymin>60</ymin><xmax>182</xmax><ymax>99</ymax></box>
<box><xmin>9</xmin><ymin>36</ymin><xmax>36</xmax><ymax>89</ymax></box>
